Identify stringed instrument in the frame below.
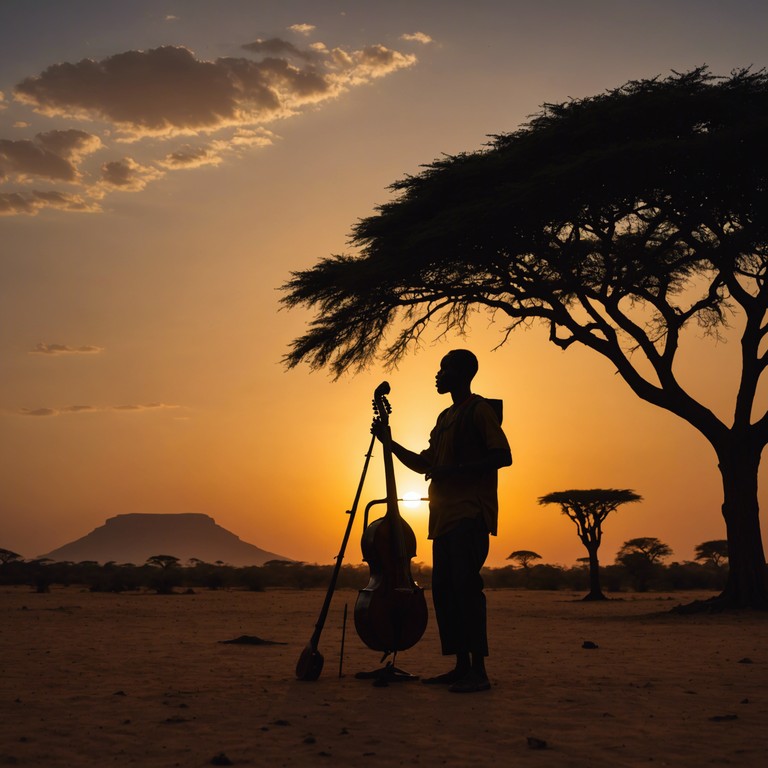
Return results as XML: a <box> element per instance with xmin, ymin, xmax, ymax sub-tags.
<box><xmin>354</xmin><ymin>381</ymin><xmax>428</xmax><ymax>654</ymax></box>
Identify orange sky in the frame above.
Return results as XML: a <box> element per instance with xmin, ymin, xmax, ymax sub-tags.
<box><xmin>2</xmin><ymin>1</ymin><xmax>767</xmax><ymax>569</ymax></box>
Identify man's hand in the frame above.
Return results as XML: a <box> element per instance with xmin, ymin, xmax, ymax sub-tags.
<box><xmin>370</xmin><ymin>419</ymin><xmax>386</xmax><ymax>442</ymax></box>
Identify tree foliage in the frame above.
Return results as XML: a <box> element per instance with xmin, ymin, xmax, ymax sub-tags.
<box><xmin>283</xmin><ymin>67</ymin><xmax>768</xmax><ymax>389</ymax></box>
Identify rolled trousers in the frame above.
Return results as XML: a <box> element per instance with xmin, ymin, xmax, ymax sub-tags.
<box><xmin>431</xmin><ymin>515</ymin><xmax>490</xmax><ymax>656</ymax></box>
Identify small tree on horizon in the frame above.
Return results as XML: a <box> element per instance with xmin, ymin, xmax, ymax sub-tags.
<box><xmin>616</xmin><ymin>536</ymin><xmax>673</xmax><ymax>591</ymax></box>
<box><xmin>507</xmin><ymin>550</ymin><xmax>543</xmax><ymax>569</ymax></box>
<box><xmin>0</xmin><ymin>548</ymin><xmax>22</xmax><ymax>566</ymax></box>
<box><xmin>694</xmin><ymin>539</ymin><xmax>729</xmax><ymax>569</ymax></box>
<box><xmin>616</xmin><ymin>537</ymin><xmax>673</xmax><ymax>564</ymax></box>
<box><xmin>507</xmin><ymin>550</ymin><xmax>542</xmax><ymax>586</ymax></box>
<box><xmin>146</xmin><ymin>554</ymin><xmax>180</xmax><ymax>569</ymax></box>
<box><xmin>146</xmin><ymin>554</ymin><xmax>180</xmax><ymax>594</ymax></box>
<box><xmin>539</xmin><ymin>489</ymin><xmax>642</xmax><ymax>601</ymax></box>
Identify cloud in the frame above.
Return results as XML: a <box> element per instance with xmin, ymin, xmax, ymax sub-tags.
<box><xmin>14</xmin><ymin>41</ymin><xmax>416</xmax><ymax>139</ymax></box>
<box><xmin>0</xmin><ymin>130</ymin><xmax>101</xmax><ymax>182</ymax></box>
<box><xmin>241</xmin><ymin>38</ymin><xmax>314</xmax><ymax>61</ymax></box>
<box><xmin>112</xmin><ymin>402</ymin><xmax>177</xmax><ymax>411</ymax></box>
<box><xmin>159</xmin><ymin>144</ymin><xmax>223</xmax><ymax>169</ymax></box>
<box><xmin>17</xmin><ymin>402</ymin><xmax>179</xmax><ymax>416</ymax></box>
<box><xmin>2</xmin><ymin>36</ymin><xmax>419</xmax><ymax>214</ymax></box>
<box><xmin>30</xmin><ymin>343</ymin><xmax>104</xmax><ymax>355</ymax></box>
<box><xmin>157</xmin><ymin>128</ymin><xmax>274</xmax><ymax>169</ymax></box>
<box><xmin>329</xmin><ymin>45</ymin><xmax>417</xmax><ymax>86</ymax></box>
<box><xmin>19</xmin><ymin>407</ymin><xmax>58</xmax><ymax>417</ymax></box>
<box><xmin>100</xmin><ymin>157</ymin><xmax>163</xmax><ymax>190</ymax></box>
<box><xmin>0</xmin><ymin>190</ymin><xmax>100</xmax><ymax>216</ymax></box>
<box><xmin>289</xmin><ymin>24</ymin><xmax>316</xmax><ymax>36</ymax></box>
<box><xmin>401</xmin><ymin>32</ymin><xmax>433</xmax><ymax>45</ymax></box>
<box><xmin>15</xmin><ymin>47</ymin><xmax>240</xmax><ymax>138</ymax></box>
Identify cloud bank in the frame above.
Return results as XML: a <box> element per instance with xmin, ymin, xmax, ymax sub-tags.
<box><xmin>1</xmin><ymin>33</ymin><xmax>420</xmax><ymax>215</ymax></box>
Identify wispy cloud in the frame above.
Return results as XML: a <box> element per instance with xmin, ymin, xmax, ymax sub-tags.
<box><xmin>17</xmin><ymin>402</ymin><xmax>179</xmax><ymax>416</ymax></box>
<box><xmin>0</xmin><ymin>190</ymin><xmax>100</xmax><ymax>215</ymax></box>
<box><xmin>30</xmin><ymin>342</ymin><xmax>104</xmax><ymax>355</ymax></box>
<box><xmin>288</xmin><ymin>24</ymin><xmax>316</xmax><ymax>36</ymax></box>
<box><xmin>401</xmin><ymin>32</ymin><xmax>433</xmax><ymax>45</ymax></box>
<box><xmin>1</xmin><ymin>36</ymin><xmax>418</xmax><ymax>216</ymax></box>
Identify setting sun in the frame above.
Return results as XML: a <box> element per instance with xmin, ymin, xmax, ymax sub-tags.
<box><xmin>402</xmin><ymin>491</ymin><xmax>426</xmax><ymax>510</ymax></box>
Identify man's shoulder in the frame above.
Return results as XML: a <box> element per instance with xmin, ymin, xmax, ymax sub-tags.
<box><xmin>471</xmin><ymin>395</ymin><xmax>503</xmax><ymax>425</ymax></box>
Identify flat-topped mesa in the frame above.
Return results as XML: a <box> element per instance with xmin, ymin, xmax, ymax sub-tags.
<box><xmin>41</xmin><ymin>513</ymin><xmax>292</xmax><ymax>566</ymax></box>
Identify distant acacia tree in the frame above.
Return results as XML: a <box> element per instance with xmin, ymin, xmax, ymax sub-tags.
<box><xmin>507</xmin><ymin>550</ymin><xmax>542</xmax><ymax>586</ymax></box>
<box><xmin>617</xmin><ymin>537</ymin><xmax>673</xmax><ymax>564</ymax></box>
<box><xmin>282</xmin><ymin>68</ymin><xmax>768</xmax><ymax>610</ymax></box>
<box><xmin>0</xmin><ymin>548</ymin><xmax>22</xmax><ymax>565</ymax></box>
<box><xmin>507</xmin><ymin>550</ymin><xmax>542</xmax><ymax>569</ymax></box>
<box><xmin>539</xmin><ymin>489</ymin><xmax>642</xmax><ymax>601</ymax></box>
<box><xmin>694</xmin><ymin>539</ymin><xmax>729</xmax><ymax>569</ymax></box>
<box><xmin>616</xmin><ymin>537</ymin><xmax>673</xmax><ymax>592</ymax></box>
<box><xmin>146</xmin><ymin>554</ymin><xmax>180</xmax><ymax>569</ymax></box>
<box><xmin>146</xmin><ymin>554</ymin><xmax>180</xmax><ymax>594</ymax></box>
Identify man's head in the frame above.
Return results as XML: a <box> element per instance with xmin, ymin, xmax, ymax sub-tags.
<box><xmin>435</xmin><ymin>349</ymin><xmax>478</xmax><ymax>394</ymax></box>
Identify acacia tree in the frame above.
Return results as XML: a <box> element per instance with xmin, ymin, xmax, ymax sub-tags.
<box><xmin>616</xmin><ymin>537</ymin><xmax>673</xmax><ymax>564</ymax></box>
<box><xmin>616</xmin><ymin>537</ymin><xmax>673</xmax><ymax>592</ymax></box>
<box><xmin>507</xmin><ymin>550</ymin><xmax>542</xmax><ymax>569</ymax></box>
<box><xmin>694</xmin><ymin>539</ymin><xmax>729</xmax><ymax>569</ymax></box>
<box><xmin>539</xmin><ymin>489</ymin><xmax>641</xmax><ymax>600</ymax></box>
<box><xmin>282</xmin><ymin>68</ymin><xmax>768</xmax><ymax>609</ymax></box>
<box><xmin>0</xmin><ymin>548</ymin><xmax>22</xmax><ymax>565</ymax></box>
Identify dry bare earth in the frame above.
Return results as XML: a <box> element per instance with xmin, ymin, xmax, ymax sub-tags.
<box><xmin>1</xmin><ymin>587</ymin><xmax>766</xmax><ymax>767</ymax></box>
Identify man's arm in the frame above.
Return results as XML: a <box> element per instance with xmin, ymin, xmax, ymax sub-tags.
<box><xmin>371</xmin><ymin>421</ymin><xmax>431</xmax><ymax>475</ymax></box>
<box><xmin>391</xmin><ymin>440</ymin><xmax>431</xmax><ymax>475</ymax></box>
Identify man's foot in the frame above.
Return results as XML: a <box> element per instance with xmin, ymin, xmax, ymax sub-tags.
<box><xmin>448</xmin><ymin>671</ymin><xmax>491</xmax><ymax>693</ymax></box>
<box><xmin>421</xmin><ymin>670</ymin><xmax>464</xmax><ymax>685</ymax></box>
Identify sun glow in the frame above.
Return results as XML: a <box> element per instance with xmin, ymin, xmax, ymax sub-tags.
<box><xmin>402</xmin><ymin>491</ymin><xmax>426</xmax><ymax>509</ymax></box>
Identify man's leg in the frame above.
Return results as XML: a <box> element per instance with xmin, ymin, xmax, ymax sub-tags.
<box><xmin>424</xmin><ymin>517</ymin><xmax>490</xmax><ymax>690</ymax></box>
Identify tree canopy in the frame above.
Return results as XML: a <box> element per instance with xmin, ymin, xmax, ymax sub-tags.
<box><xmin>283</xmin><ymin>67</ymin><xmax>768</xmax><ymax>404</ymax></box>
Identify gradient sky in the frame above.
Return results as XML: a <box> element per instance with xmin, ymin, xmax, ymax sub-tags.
<box><xmin>2</xmin><ymin>0</ymin><xmax>767</xmax><ymax>569</ymax></box>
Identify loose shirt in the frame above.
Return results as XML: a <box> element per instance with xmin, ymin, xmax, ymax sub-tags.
<box><xmin>420</xmin><ymin>394</ymin><xmax>511</xmax><ymax>539</ymax></box>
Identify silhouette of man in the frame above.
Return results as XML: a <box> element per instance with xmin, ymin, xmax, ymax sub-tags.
<box><xmin>374</xmin><ymin>349</ymin><xmax>512</xmax><ymax>692</ymax></box>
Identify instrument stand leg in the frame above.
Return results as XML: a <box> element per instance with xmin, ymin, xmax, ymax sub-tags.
<box><xmin>354</xmin><ymin>653</ymin><xmax>420</xmax><ymax>687</ymax></box>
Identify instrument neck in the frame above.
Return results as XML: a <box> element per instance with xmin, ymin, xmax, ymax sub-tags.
<box><xmin>380</xmin><ymin>424</ymin><xmax>400</xmax><ymax>518</ymax></box>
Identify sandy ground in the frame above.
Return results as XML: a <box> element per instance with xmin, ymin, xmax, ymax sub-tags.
<box><xmin>1</xmin><ymin>586</ymin><xmax>767</xmax><ymax>767</ymax></box>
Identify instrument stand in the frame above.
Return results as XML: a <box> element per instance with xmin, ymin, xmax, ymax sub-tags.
<box><xmin>354</xmin><ymin>654</ymin><xmax>420</xmax><ymax>687</ymax></box>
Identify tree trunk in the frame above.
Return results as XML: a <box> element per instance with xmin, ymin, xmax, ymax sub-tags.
<box><xmin>583</xmin><ymin>544</ymin><xmax>607</xmax><ymax>601</ymax></box>
<box><xmin>716</xmin><ymin>439</ymin><xmax>768</xmax><ymax>608</ymax></box>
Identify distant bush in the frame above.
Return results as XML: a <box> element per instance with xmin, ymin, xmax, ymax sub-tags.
<box><xmin>0</xmin><ymin>555</ymin><xmax>731</xmax><ymax>594</ymax></box>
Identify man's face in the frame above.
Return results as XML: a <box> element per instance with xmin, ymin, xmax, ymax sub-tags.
<box><xmin>435</xmin><ymin>355</ymin><xmax>460</xmax><ymax>394</ymax></box>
